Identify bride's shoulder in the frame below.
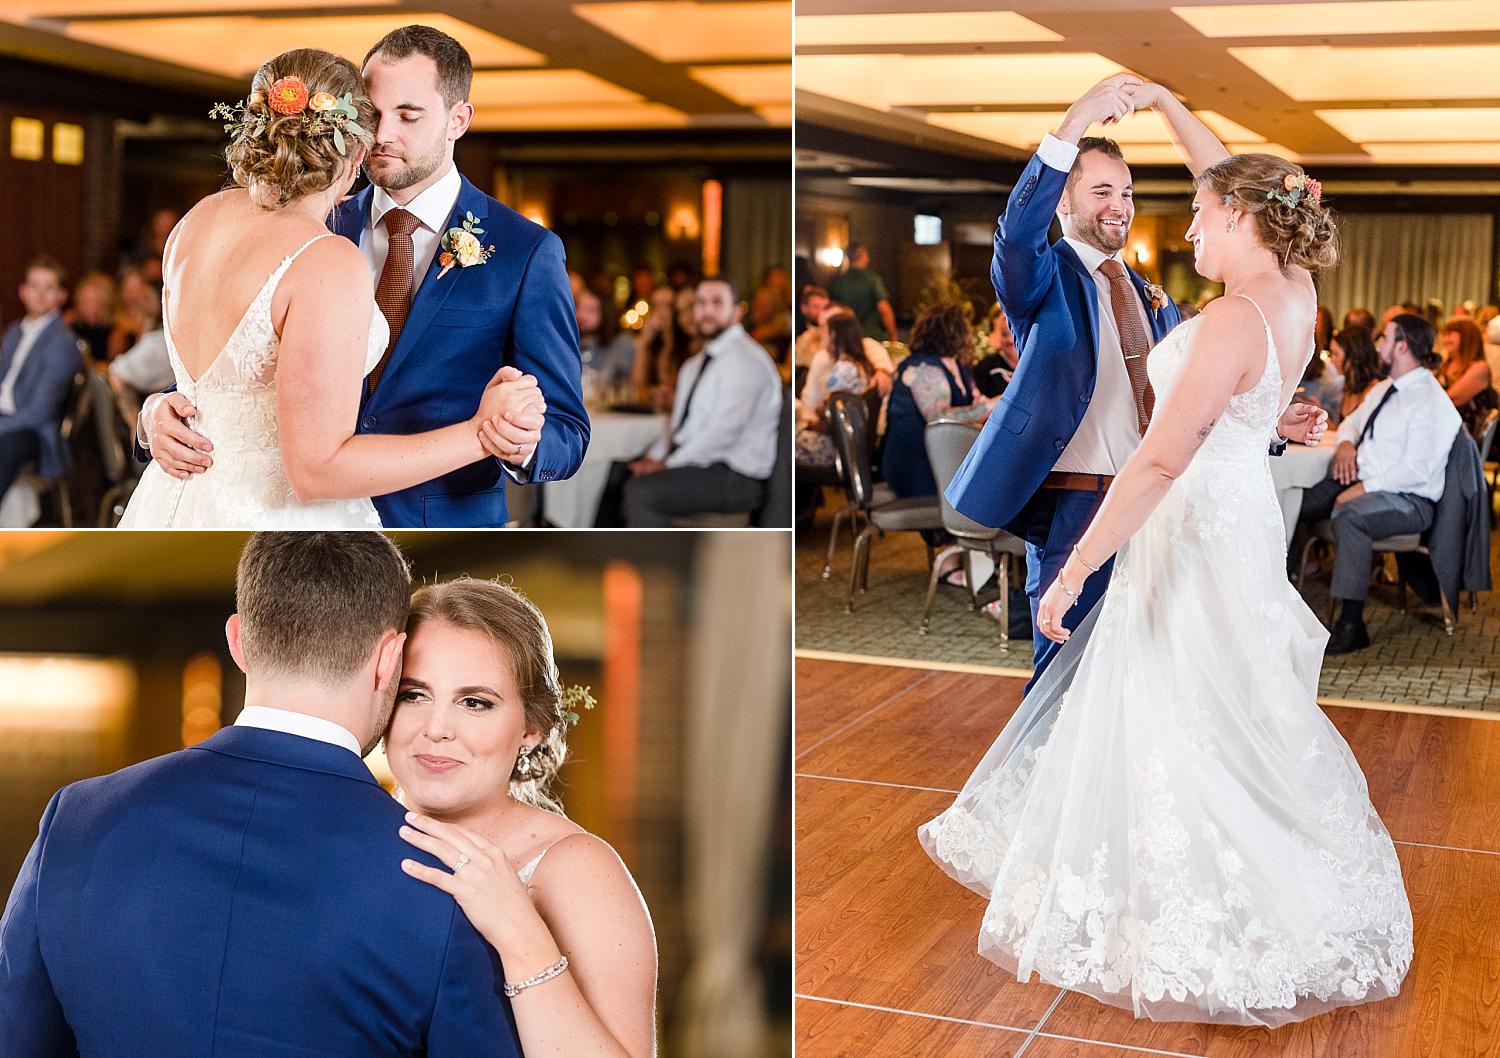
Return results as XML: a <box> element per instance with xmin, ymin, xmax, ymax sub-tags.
<box><xmin>528</xmin><ymin>828</ymin><xmax>639</xmax><ymax>896</ymax></box>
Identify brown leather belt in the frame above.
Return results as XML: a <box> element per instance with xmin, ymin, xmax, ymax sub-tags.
<box><xmin>1041</xmin><ymin>472</ymin><xmax>1114</xmax><ymax>492</ymax></box>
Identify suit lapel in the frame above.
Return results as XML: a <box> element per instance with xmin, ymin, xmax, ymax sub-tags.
<box><xmin>332</xmin><ymin>186</ymin><xmax>373</xmax><ymax>245</ymax></box>
<box><xmin>368</xmin><ymin>176</ymin><xmax>486</xmax><ymax>403</ymax></box>
<box><xmin>0</xmin><ymin>324</ymin><xmax>19</xmax><ymax>381</ymax></box>
<box><xmin>1053</xmin><ymin>240</ymin><xmax>1101</xmax><ymax>357</ymax></box>
<box><xmin>1124</xmin><ymin>264</ymin><xmax>1171</xmax><ymax>344</ymax></box>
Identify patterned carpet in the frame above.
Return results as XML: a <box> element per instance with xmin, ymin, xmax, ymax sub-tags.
<box><xmin>795</xmin><ymin>496</ymin><xmax>1500</xmax><ymax>710</ymax></box>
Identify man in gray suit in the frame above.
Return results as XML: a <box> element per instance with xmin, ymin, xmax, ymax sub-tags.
<box><xmin>0</xmin><ymin>256</ymin><xmax>81</xmax><ymax>502</ymax></box>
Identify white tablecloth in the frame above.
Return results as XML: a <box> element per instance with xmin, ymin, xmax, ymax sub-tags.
<box><xmin>542</xmin><ymin>410</ymin><xmax>667</xmax><ymax>528</ymax></box>
<box><xmin>1268</xmin><ymin>433</ymin><xmax>1337</xmax><ymax>544</ymax></box>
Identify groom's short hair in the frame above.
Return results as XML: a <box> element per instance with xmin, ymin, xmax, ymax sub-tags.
<box><xmin>364</xmin><ymin>25</ymin><xmax>472</xmax><ymax>109</ymax></box>
<box><xmin>235</xmin><ymin>532</ymin><xmax>411</xmax><ymax>684</ymax></box>
<box><xmin>1065</xmin><ymin>136</ymin><xmax>1126</xmax><ymax>194</ymax></box>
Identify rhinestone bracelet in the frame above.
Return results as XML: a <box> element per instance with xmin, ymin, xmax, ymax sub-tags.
<box><xmin>504</xmin><ymin>954</ymin><xmax>569</xmax><ymax>998</ymax></box>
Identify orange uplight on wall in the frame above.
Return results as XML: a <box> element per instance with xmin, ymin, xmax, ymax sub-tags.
<box><xmin>701</xmin><ymin>179</ymin><xmax>722</xmax><ymax>278</ymax></box>
<box><xmin>52</xmin><ymin>122</ymin><xmax>83</xmax><ymax>165</ymax></box>
<box><xmin>181</xmin><ymin>651</ymin><xmax>222</xmax><ymax>747</ymax></box>
<box><xmin>602</xmin><ymin>561</ymin><xmax>642</xmax><ymax>864</ymax></box>
<box><xmin>522</xmin><ymin>202</ymin><xmax>548</xmax><ymax>228</ymax></box>
<box><xmin>0</xmin><ymin>655</ymin><xmax>133</xmax><ymax>726</ymax></box>
<box><xmin>10</xmin><ymin>117</ymin><xmax>44</xmax><ymax>161</ymax></box>
<box><xmin>665</xmin><ymin>201</ymin><xmax>701</xmax><ymax>241</ymax></box>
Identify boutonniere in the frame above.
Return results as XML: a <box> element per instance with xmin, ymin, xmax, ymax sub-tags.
<box><xmin>1143</xmin><ymin>280</ymin><xmax>1168</xmax><ymax>317</ymax></box>
<box><xmin>436</xmin><ymin>211</ymin><xmax>495</xmax><ymax>279</ymax></box>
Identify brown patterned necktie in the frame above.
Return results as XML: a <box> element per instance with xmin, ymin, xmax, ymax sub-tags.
<box><xmin>368</xmin><ymin>207</ymin><xmax>421</xmax><ymax>394</ymax></box>
<box><xmin>1097</xmin><ymin>258</ymin><xmax>1155</xmax><ymax>434</ymax></box>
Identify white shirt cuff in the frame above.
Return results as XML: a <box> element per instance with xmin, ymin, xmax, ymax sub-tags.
<box><xmin>1037</xmin><ymin>133</ymin><xmax>1080</xmax><ymax>174</ymax></box>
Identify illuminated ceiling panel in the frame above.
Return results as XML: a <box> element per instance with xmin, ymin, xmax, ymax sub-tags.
<box><xmin>64</xmin><ymin>13</ymin><xmax>544</xmax><ymax>78</ymax></box>
<box><xmin>755</xmin><ymin>104</ymin><xmax>792</xmax><ymax>126</ymax></box>
<box><xmin>927</xmin><ymin>109</ymin><xmax>1266</xmax><ymax>148</ymax></box>
<box><xmin>469</xmin><ymin>103</ymin><xmax>689</xmax><ymax>130</ymax></box>
<box><xmin>1357</xmin><ymin>142</ymin><xmax>1500</xmax><ymax>164</ymax></box>
<box><xmin>1314</xmin><ymin>107</ymin><xmax>1500</xmax><ymax>143</ymax></box>
<box><xmin>573</xmin><ymin>1</ymin><xmax>791</xmax><ymax>62</ymax></box>
<box><xmin>797</xmin><ymin>52</ymin><xmax>1128</xmax><ymax>109</ymax></box>
<box><xmin>1099</xmin><ymin>142</ymin><xmax>1296</xmax><ymax>165</ymax></box>
<box><xmin>1174</xmin><ymin>0</ymin><xmax>1500</xmax><ymax>37</ymax></box>
<box><xmin>688</xmin><ymin>63</ymin><xmax>791</xmax><ymax>106</ymax></box>
<box><xmin>795</xmin><ymin>11</ymin><xmax>1060</xmax><ymax>47</ymax></box>
<box><xmin>7</xmin><ymin>0</ymin><xmax>394</xmax><ymax>14</ymax></box>
<box><xmin>1229</xmin><ymin>44</ymin><xmax>1500</xmax><ymax>101</ymax></box>
<box><xmin>469</xmin><ymin>69</ymin><xmax>643</xmax><ymax>109</ymax></box>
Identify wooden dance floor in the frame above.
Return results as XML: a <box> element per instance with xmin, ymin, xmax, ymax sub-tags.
<box><xmin>795</xmin><ymin>657</ymin><xmax>1500</xmax><ymax>1057</ymax></box>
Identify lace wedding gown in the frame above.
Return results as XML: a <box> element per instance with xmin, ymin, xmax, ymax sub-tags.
<box><xmin>120</xmin><ymin>233</ymin><xmax>384</xmax><ymax>528</ymax></box>
<box><xmin>919</xmin><ymin>295</ymin><xmax>1412</xmax><ymax>1027</ymax></box>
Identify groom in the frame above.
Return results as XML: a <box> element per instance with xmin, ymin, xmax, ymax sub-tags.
<box><xmin>142</xmin><ymin>25</ymin><xmax>588</xmax><ymax>527</ymax></box>
<box><xmin>947</xmin><ymin>74</ymin><xmax>1324</xmax><ymax>686</ymax></box>
<box><xmin>0</xmin><ymin>532</ymin><xmax>523</xmax><ymax>1056</ymax></box>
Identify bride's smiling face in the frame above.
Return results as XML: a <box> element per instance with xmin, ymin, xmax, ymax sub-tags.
<box><xmin>385</xmin><ymin>620</ymin><xmax>540</xmax><ymax>817</ymax></box>
<box><xmin>1185</xmin><ymin>186</ymin><xmax>1232</xmax><ymax>282</ymax></box>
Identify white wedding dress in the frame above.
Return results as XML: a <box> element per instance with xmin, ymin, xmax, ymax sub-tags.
<box><xmin>919</xmin><ymin>295</ymin><xmax>1412</xmax><ymax>1027</ymax></box>
<box><xmin>120</xmin><ymin>233</ymin><xmax>384</xmax><ymax>528</ymax></box>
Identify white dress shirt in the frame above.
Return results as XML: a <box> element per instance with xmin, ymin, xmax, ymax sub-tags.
<box><xmin>648</xmin><ymin>322</ymin><xmax>783</xmax><ymax>479</ymax></box>
<box><xmin>1335</xmin><ymin>368</ymin><xmax>1460</xmax><ymax>501</ymax></box>
<box><xmin>359</xmin><ymin>162</ymin><xmax>462</xmax><ymax>301</ymax></box>
<box><xmin>234</xmin><ymin>704</ymin><xmax>363</xmax><ymax>758</ymax></box>
<box><xmin>0</xmin><ymin>310</ymin><xmax>59</xmax><ymax>415</ymax></box>
<box><xmin>1035</xmin><ymin>135</ymin><xmax>1154</xmax><ymax>475</ymax></box>
<box><xmin>109</xmin><ymin>329</ymin><xmax>175</xmax><ymax>394</ymax></box>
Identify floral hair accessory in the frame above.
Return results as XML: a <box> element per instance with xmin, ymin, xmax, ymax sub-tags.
<box><xmin>437</xmin><ymin>211</ymin><xmax>497</xmax><ymax>279</ymax></box>
<box><xmin>560</xmin><ymin>684</ymin><xmax>597</xmax><ymax>727</ymax></box>
<box><xmin>210</xmin><ymin>86</ymin><xmax>367</xmax><ymax>156</ymax></box>
<box><xmin>1266</xmin><ymin>171</ymin><xmax>1322</xmax><ymax>209</ymax></box>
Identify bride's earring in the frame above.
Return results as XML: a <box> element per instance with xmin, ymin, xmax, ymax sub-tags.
<box><xmin>516</xmin><ymin>745</ymin><xmax>534</xmax><ymax>778</ymax></box>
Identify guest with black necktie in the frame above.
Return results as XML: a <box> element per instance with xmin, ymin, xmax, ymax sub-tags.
<box><xmin>1297</xmin><ymin>314</ymin><xmax>1461</xmax><ymax>654</ymax></box>
<box><xmin>594</xmin><ymin>277</ymin><xmax>782</xmax><ymax>527</ymax></box>
<box><xmin>0</xmin><ymin>255</ymin><xmax>82</xmax><ymax>507</ymax></box>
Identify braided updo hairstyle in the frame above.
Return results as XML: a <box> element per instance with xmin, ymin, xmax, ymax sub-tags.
<box><xmin>1194</xmin><ymin>154</ymin><xmax>1339</xmax><ymax>273</ymax></box>
<box><xmin>407</xmin><ymin>578</ymin><xmax>571</xmax><ymax>814</ymax></box>
<box><xmin>226</xmin><ymin>48</ymin><xmax>375</xmax><ymax>211</ymax></box>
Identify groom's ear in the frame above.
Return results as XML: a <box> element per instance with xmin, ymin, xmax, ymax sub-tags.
<box><xmin>374</xmin><ymin>630</ymin><xmax>406</xmax><ymax>692</ymax></box>
<box><xmin>225</xmin><ymin>614</ymin><xmax>249</xmax><ymax>674</ymax></box>
<box><xmin>446</xmin><ymin>101</ymin><xmax>474</xmax><ymax>142</ymax></box>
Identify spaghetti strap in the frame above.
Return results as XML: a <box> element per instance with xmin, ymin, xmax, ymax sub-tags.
<box><xmin>1228</xmin><ymin>292</ymin><xmax>1271</xmax><ymax>334</ymax></box>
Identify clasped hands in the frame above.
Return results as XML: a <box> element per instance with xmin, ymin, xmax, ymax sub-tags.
<box><xmin>1059</xmin><ymin>74</ymin><xmax>1173</xmax><ymax>139</ymax></box>
<box><xmin>473</xmin><ymin>366</ymin><xmax>546</xmax><ymax>466</ymax></box>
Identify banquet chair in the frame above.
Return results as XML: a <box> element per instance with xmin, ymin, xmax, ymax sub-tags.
<box><xmin>819</xmin><ymin>387</ymin><xmax>889</xmax><ymax>578</ymax></box>
<box><xmin>11</xmin><ymin>368</ymin><xmax>89</xmax><ymax>527</ymax></box>
<box><xmin>667</xmin><ymin>387</ymin><xmax>791</xmax><ymax>528</ymax></box>
<box><xmin>827</xmin><ymin>390</ymin><xmax>942</xmax><ymax>613</ymax></box>
<box><xmin>83</xmin><ymin>369</ymin><xmax>141</xmax><ymax>526</ymax></box>
<box><xmin>1475</xmin><ymin>408</ymin><xmax>1498</xmax><ymax>515</ymax></box>
<box><xmin>921</xmin><ymin>419</ymin><xmax>1027</xmax><ymax>637</ymax></box>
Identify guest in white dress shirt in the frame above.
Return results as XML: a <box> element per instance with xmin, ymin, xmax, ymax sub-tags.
<box><xmin>595</xmin><ymin>277</ymin><xmax>783</xmax><ymax>526</ymax></box>
<box><xmin>0</xmin><ymin>255</ymin><xmax>82</xmax><ymax>504</ymax></box>
<box><xmin>1297</xmin><ymin>313</ymin><xmax>1462</xmax><ymax>654</ymax></box>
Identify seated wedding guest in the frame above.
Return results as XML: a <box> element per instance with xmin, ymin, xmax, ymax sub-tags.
<box><xmin>1379</xmin><ymin>303</ymin><xmax>1417</xmax><ymax>334</ymax></box>
<box><xmin>1329</xmin><ymin>325</ymin><xmax>1382</xmax><ymax>422</ymax></box>
<box><xmin>793</xmin><ymin>285</ymin><xmax>830</xmax><ymax>369</ymax></box>
<box><xmin>1476</xmin><ymin>303</ymin><xmax>1498</xmax><ymax>335</ymax></box>
<box><xmin>0</xmin><ymin>255</ymin><xmax>82</xmax><ymax>503</ymax></box>
<box><xmin>1485</xmin><ymin>315</ymin><xmax>1500</xmax><ymax>392</ymax></box>
<box><xmin>107</xmin><ymin>265</ymin><xmax>158</xmax><ymax>361</ymax></box>
<box><xmin>67</xmin><ymin>270</ymin><xmax>117</xmax><ymax>363</ymax></box>
<box><xmin>1297</xmin><ymin>314</ymin><xmax>1461</xmax><ymax>655</ymax></box>
<box><xmin>749</xmin><ymin>265</ymin><xmax>793</xmax><ymax>358</ymax></box>
<box><xmin>632</xmin><ymin>286</ymin><xmax>694</xmax><ymax>408</ymax></box>
<box><xmin>973</xmin><ymin>303</ymin><xmax>1020</xmax><ymax>398</ymax></box>
<box><xmin>575</xmin><ymin>286</ymin><xmax>634</xmax><ymax>392</ymax></box>
<box><xmin>1298</xmin><ymin>348</ymin><xmax>1343</xmax><ymax>421</ymax></box>
<box><xmin>800</xmin><ymin>302</ymin><xmax>893</xmax><ymax>413</ymax></box>
<box><xmin>1315</xmin><ymin>305</ymin><xmax>1334</xmax><ymax>357</ymax></box>
<box><xmin>1437</xmin><ymin>317</ymin><xmax>1499</xmax><ymax>439</ymax></box>
<box><xmin>108</xmin><ymin>297</ymin><xmax>174</xmax><ymax>398</ymax></box>
<box><xmin>795</xmin><ymin>312</ymin><xmax>876</xmax><ymax>471</ymax></box>
<box><xmin>665</xmin><ymin>259</ymin><xmax>698</xmax><ymax>293</ymax></box>
<box><xmin>1343</xmin><ymin>306</ymin><xmax>1376</xmax><ymax>332</ymax></box>
<box><xmin>597</xmin><ymin>278</ymin><xmax>782</xmax><ymax>527</ymax></box>
<box><xmin>881</xmin><ymin>303</ymin><xmax>994</xmax><ymax>500</ymax></box>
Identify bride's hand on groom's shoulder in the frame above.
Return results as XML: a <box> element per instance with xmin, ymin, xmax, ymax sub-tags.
<box><xmin>400</xmin><ymin>812</ymin><xmax>542</xmax><ymax>952</ymax></box>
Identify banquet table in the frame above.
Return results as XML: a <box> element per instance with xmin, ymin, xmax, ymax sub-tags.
<box><xmin>1268</xmin><ymin>431</ymin><xmax>1338</xmax><ymax>545</ymax></box>
<box><xmin>540</xmin><ymin>409</ymin><xmax>668</xmax><ymax>528</ymax></box>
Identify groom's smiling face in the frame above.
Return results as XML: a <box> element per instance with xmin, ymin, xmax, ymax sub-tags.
<box><xmin>1059</xmin><ymin>149</ymin><xmax>1134</xmax><ymax>255</ymax></box>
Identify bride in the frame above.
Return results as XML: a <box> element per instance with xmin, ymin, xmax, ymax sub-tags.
<box><xmin>388</xmin><ymin>578</ymin><xmax>657</xmax><ymax>1057</ymax></box>
<box><xmin>119</xmin><ymin>48</ymin><xmax>542</xmax><ymax>528</ymax></box>
<box><xmin>919</xmin><ymin>80</ymin><xmax>1412</xmax><ymax>1026</ymax></box>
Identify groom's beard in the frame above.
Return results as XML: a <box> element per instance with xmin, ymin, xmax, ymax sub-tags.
<box><xmin>362</xmin><ymin>666</ymin><xmax>402</xmax><ymax>757</ymax></box>
<box><xmin>1069</xmin><ymin>208</ymin><xmax>1131</xmax><ymax>255</ymax></box>
<box><xmin>366</xmin><ymin>135</ymin><xmax>447</xmax><ymax>192</ymax></box>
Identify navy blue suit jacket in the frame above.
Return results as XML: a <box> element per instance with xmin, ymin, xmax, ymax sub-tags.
<box><xmin>0</xmin><ymin>726</ymin><xmax>523</xmax><ymax>1058</ymax></box>
<box><xmin>333</xmin><ymin>175</ymin><xmax>589</xmax><ymax>526</ymax></box>
<box><xmin>946</xmin><ymin>150</ymin><xmax>1182</xmax><ymax>532</ymax></box>
<box><xmin>0</xmin><ymin>315</ymin><xmax>82</xmax><ymax>479</ymax></box>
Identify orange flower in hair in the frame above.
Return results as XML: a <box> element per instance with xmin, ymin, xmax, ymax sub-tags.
<box><xmin>267</xmin><ymin>76</ymin><xmax>309</xmax><ymax>115</ymax></box>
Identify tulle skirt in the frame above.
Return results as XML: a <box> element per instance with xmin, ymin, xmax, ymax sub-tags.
<box><xmin>918</xmin><ymin>453</ymin><xmax>1412</xmax><ymax>1027</ymax></box>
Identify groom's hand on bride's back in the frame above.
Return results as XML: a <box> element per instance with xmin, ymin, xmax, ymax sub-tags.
<box><xmin>141</xmin><ymin>391</ymin><xmax>213</xmax><ymax>479</ymax></box>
